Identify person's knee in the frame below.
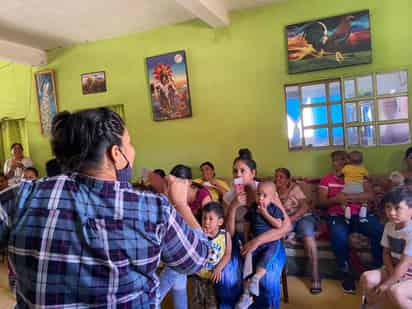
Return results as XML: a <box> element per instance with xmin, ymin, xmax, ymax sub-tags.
<box><xmin>172</xmin><ymin>274</ymin><xmax>187</xmax><ymax>290</ymax></box>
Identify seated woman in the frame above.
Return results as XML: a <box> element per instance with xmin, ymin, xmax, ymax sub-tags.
<box><xmin>389</xmin><ymin>146</ymin><xmax>412</xmax><ymax>186</ymax></box>
<box><xmin>222</xmin><ymin>149</ymin><xmax>291</xmax><ymax>309</ymax></box>
<box><xmin>3</xmin><ymin>143</ymin><xmax>33</xmax><ymax>185</ymax></box>
<box><xmin>318</xmin><ymin>150</ymin><xmax>384</xmax><ymax>294</ymax></box>
<box><xmin>275</xmin><ymin>167</ymin><xmax>321</xmax><ymax>294</ymax></box>
<box><xmin>194</xmin><ymin>161</ymin><xmax>230</xmax><ymax>202</ymax></box>
<box><xmin>158</xmin><ymin>164</ymin><xmax>211</xmax><ymax>309</ymax></box>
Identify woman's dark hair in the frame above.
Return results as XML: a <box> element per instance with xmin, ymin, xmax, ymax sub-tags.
<box><xmin>330</xmin><ymin>150</ymin><xmax>348</xmax><ymax>160</ymax></box>
<box><xmin>200</xmin><ymin>161</ymin><xmax>215</xmax><ymax>170</ymax></box>
<box><xmin>233</xmin><ymin>148</ymin><xmax>257</xmax><ymax>171</ymax></box>
<box><xmin>153</xmin><ymin>169</ymin><xmax>166</xmax><ymax>178</ymax></box>
<box><xmin>51</xmin><ymin>107</ymin><xmax>125</xmax><ymax>172</ymax></box>
<box><xmin>170</xmin><ymin>164</ymin><xmax>192</xmax><ymax>180</ymax></box>
<box><xmin>45</xmin><ymin>158</ymin><xmax>62</xmax><ymax>177</ymax></box>
<box><xmin>10</xmin><ymin>143</ymin><xmax>23</xmax><ymax>151</ymax></box>
<box><xmin>202</xmin><ymin>202</ymin><xmax>224</xmax><ymax>219</ymax></box>
<box><xmin>275</xmin><ymin>168</ymin><xmax>291</xmax><ymax>180</ymax></box>
<box><xmin>24</xmin><ymin>167</ymin><xmax>39</xmax><ymax>178</ymax></box>
<box><xmin>405</xmin><ymin>146</ymin><xmax>412</xmax><ymax>159</ymax></box>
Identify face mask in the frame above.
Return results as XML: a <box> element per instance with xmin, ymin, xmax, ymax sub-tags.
<box><xmin>116</xmin><ymin>149</ymin><xmax>133</xmax><ymax>182</ymax></box>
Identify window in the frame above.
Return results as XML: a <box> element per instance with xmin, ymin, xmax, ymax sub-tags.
<box><xmin>343</xmin><ymin>70</ymin><xmax>409</xmax><ymax>146</ymax></box>
<box><xmin>285</xmin><ymin>70</ymin><xmax>409</xmax><ymax>150</ymax></box>
<box><xmin>0</xmin><ymin>119</ymin><xmax>30</xmax><ymax>162</ymax></box>
<box><xmin>285</xmin><ymin>79</ymin><xmax>343</xmax><ymax>149</ymax></box>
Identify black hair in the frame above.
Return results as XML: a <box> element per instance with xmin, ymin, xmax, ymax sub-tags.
<box><xmin>0</xmin><ymin>172</ymin><xmax>6</xmax><ymax>179</ymax></box>
<box><xmin>405</xmin><ymin>146</ymin><xmax>412</xmax><ymax>159</ymax></box>
<box><xmin>202</xmin><ymin>202</ymin><xmax>224</xmax><ymax>219</ymax></box>
<box><xmin>153</xmin><ymin>169</ymin><xmax>166</xmax><ymax>178</ymax></box>
<box><xmin>233</xmin><ymin>148</ymin><xmax>257</xmax><ymax>171</ymax></box>
<box><xmin>331</xmin><ymin>150</ymin><xmax>348</xmax><ymax>160</ymax></box>
<box><xmin>10</xmin><ymin>143</ymin><xmax>23</xmax><ymax>151</ymax></box>
<box><xmin>382</xmin><ymin>187</ymin><xmax>412</xmax><ymax>209</ymax></box>
<box><xmin>200</xmin><ymin>161</ymin><xmax>215</xmax><ymax>170</ymax></box>
<box><xmin>24</xmin><ymin>167</ymin><xmax>39</xmax><ymax>178</ymax></box>
<box><xmin>45</xmin><ymin>158</ymin><xmax>62</xmax><ymax>177</ymax></box>
<box><xmin>275</xmin><ymin>167</ymin><xmax>291</xmax><ymax>179</ymax></box>
<box><xmin>170</xmin><ymin>164</ymin><xmax>192</xmax><ymax>180</ymax></box>
<box><xmin>51</xmin><ymin>107</ymin><xmax>125</xmax><ymax>173</ymax></box>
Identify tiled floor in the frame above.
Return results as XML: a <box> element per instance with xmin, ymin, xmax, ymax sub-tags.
<box><xmin>0</xmin><ymin>261</ymin><xmax>362</xmax><ymax>309</ymax></box>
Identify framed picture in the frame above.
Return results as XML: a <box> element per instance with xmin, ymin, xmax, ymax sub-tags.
<box><xmin>286</xmin><ymin>10</ymin><xmax>372</xmax><ymax>74</ymax></box>
<box><xmin>146</xmin><ymin>50</ymin><xmax>192</xmax><ymax>121</ymax></box>
<box><xmin>81</xmin><ymin>71</ymin><xmax>107</xmax><ymax>94</ymax></box>
<box><xmin>34</xmin><ymin>70</ymin><xmax>58</xmax><ymax>136</ymax></box>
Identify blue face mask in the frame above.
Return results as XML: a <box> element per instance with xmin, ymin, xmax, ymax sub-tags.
<box><xmin>116</xmin><ymin>149</ymin><xmax>133</xmax><ymax>182</ymax></box>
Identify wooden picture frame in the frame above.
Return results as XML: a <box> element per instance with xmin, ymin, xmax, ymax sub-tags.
<box><xmin>34</xmin><ymin>70</ymin><xmax>58</xmax><ymax>136</ymax></box>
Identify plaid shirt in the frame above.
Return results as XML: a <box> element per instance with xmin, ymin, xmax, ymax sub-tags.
<box><xmin>0</xmin><ymin>174</ymin><xmax>209</xmax><ymax>308</ymax></box>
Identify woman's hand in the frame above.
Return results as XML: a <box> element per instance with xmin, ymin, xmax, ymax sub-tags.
<box><xmin>210</xmin><ymin>265</ymin><xmax>223</xmax><ymax>283</ymax></box>
<box><xmin>231</xmin><ymin>192</ymin><xmax>247</xmax><ymax>209</ymax></box>
<box><xmin>165</xmin><ymin>175</ymin><xmax>189</xmax><ymax>209</ymax></box>
<box><xmin>240</xmin><ymin>239</ymin><xmax>259</xmax><ymax>256</ymax></box>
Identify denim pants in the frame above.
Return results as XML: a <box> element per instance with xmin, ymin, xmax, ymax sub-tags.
<box><xmin>158</xmin><ymin>266</ymin><xmax>188</xmax><ymax>309</ymax></box>
<box><xmin>327</xmin><ymin>214</ymin><xmax>384</xmax><ymax>271</ymax></box>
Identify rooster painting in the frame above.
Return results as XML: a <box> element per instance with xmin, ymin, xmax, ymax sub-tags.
<box><xmin>287</xmin><ymin>10</ymin><xmax>372</xmax><ymax>73</ymax></box>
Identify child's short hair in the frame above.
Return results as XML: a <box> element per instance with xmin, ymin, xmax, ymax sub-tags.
<box><xmin>382</xmin><ymin>187</ymin><xmax>412</xmax><ymax>208</ymax></box>
<box><xmin>202</xmin><ymin>202</ymin><xmax>224</xmax><ymax>219</ymax></box>
<box><xmin>24</xmin><ymin>167</ymin><xmax>39</xmax><ymax>178</ymax></box>
<box><xmin>258</xmin><ymin>180</ymin><xmax>277</xmax><ymax>193</ymax></box>
<box><xmin>349</xmin><ymin>151</ymin><xmax>363</xmax><ymax>164</ymax></box>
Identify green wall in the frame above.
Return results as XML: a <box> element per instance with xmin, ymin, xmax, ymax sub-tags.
<box><xmin>1</xmin><ymin>0</ymin><xmax>411</xmax><ymax>179</ymax></box>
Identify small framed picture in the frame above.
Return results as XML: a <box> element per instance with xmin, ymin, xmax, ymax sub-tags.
<box><xmin>34</xmin><ymin>70</ymin><xmax>58</xmax><ymax>136</ymax></box>
<box><xmin>81</xmin><ymin>71</ymin><xmax>107</xmax><ymax>94</ymax></box>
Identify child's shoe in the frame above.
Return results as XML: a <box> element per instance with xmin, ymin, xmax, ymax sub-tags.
<box><xmin>248</xmin><ymin>276</ymin><xmax>260</xmax><ymax>296</ymax></box>
<box><xmin>235</xmin><ymin>293</ymin><xmax>253</xmax><ymax>309</ymax></box>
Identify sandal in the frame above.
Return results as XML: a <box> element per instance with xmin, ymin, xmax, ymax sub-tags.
<box><xmin>310</xmin><ymin>280</ymin><xmax>322</xmax><ymax>294</ymax></box>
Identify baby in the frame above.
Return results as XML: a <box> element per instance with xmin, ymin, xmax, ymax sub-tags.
<box><xmin>341</xmin><ymin>150</ymin><xmax>369</xmax><ymax>223</ymax></box>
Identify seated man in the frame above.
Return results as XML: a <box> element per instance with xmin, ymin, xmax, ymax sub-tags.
<box><xmin>319</xmin><ymin>150</ymin><xmax>384</xmax><ymax>294</ymax></box>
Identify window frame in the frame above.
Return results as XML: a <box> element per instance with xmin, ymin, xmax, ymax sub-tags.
<box><xmin>284</xmin><ymin>69</ymin><xmax>410</xmax><ymax>151</ymax></box>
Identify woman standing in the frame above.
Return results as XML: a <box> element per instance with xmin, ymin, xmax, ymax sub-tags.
<box><xmin>275</xmin><ymin>168</ymin><xmax>321</xmax><ymax>294</ymax></box>
<box><xmin>0</xmin><ymin>108</ymin><xmax>209</xmax><ymax>308</ymax></box>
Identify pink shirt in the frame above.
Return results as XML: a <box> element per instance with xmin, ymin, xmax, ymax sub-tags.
<box><xmin>189</xmin><ymin>187</ymin><xmax>210</xmax><ymax>214</ymax></box>
<box><xmin>319</xmin><ymin>173</ymin><xmax>361</xmax><ymax>216</ymax></box>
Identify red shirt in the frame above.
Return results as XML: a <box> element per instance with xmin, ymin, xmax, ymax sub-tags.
<box><xmin>319</xmin><ymin>173</ymin><xmax>361</xmax><ymax>216</ymax></box>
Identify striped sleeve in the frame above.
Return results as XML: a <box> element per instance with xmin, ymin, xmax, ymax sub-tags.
<box><xmin>161</xmin><ymin>207</ymin><xmax>210</xmax><ymax>274</ymax></box>
<box><xmin>0</xmin><ymin>184</ymin><xmax>20</xmax><ymax>248</ymax></box>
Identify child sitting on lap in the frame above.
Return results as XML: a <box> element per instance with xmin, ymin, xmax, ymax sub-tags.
<box><xmin>360</xmin><ymin>187</ymin><xmax>412</xmax><ymax>309</ymax></box>
<box><xmin>190</xmin><ymin>202</ymin><xmax>232</xmax><ymax>309</ymax></box>
<box><xmin>341</xmin><ymin>150</ymin><xmax>369</xmax><ymax>223</ymax></box>
<box><xmin>236</xmin><ymin>181</ymin><xmax>286</xmax><ymax>309</ymax></box>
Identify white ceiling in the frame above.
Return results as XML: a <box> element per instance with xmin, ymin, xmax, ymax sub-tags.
<box><xmin>0</xmin><ymin>0</ymin><xmax>281</xmax><ymax>51</ymax></box>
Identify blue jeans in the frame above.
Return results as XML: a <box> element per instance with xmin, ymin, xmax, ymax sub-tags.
<box><xmin>327</xmin><ymin>214</ymin><xmax>383</xmax><ymax>271</ymax></box>
<box><xmin>158</xmin><ymin>267</ymin><xmax>188</xmax><ymax>309</ymax></box>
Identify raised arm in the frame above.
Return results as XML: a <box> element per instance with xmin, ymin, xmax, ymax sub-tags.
<box><xmin>225</xmin><ymin>192</ymin><xmax>246</xmax><ymax>237</ymax></box>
